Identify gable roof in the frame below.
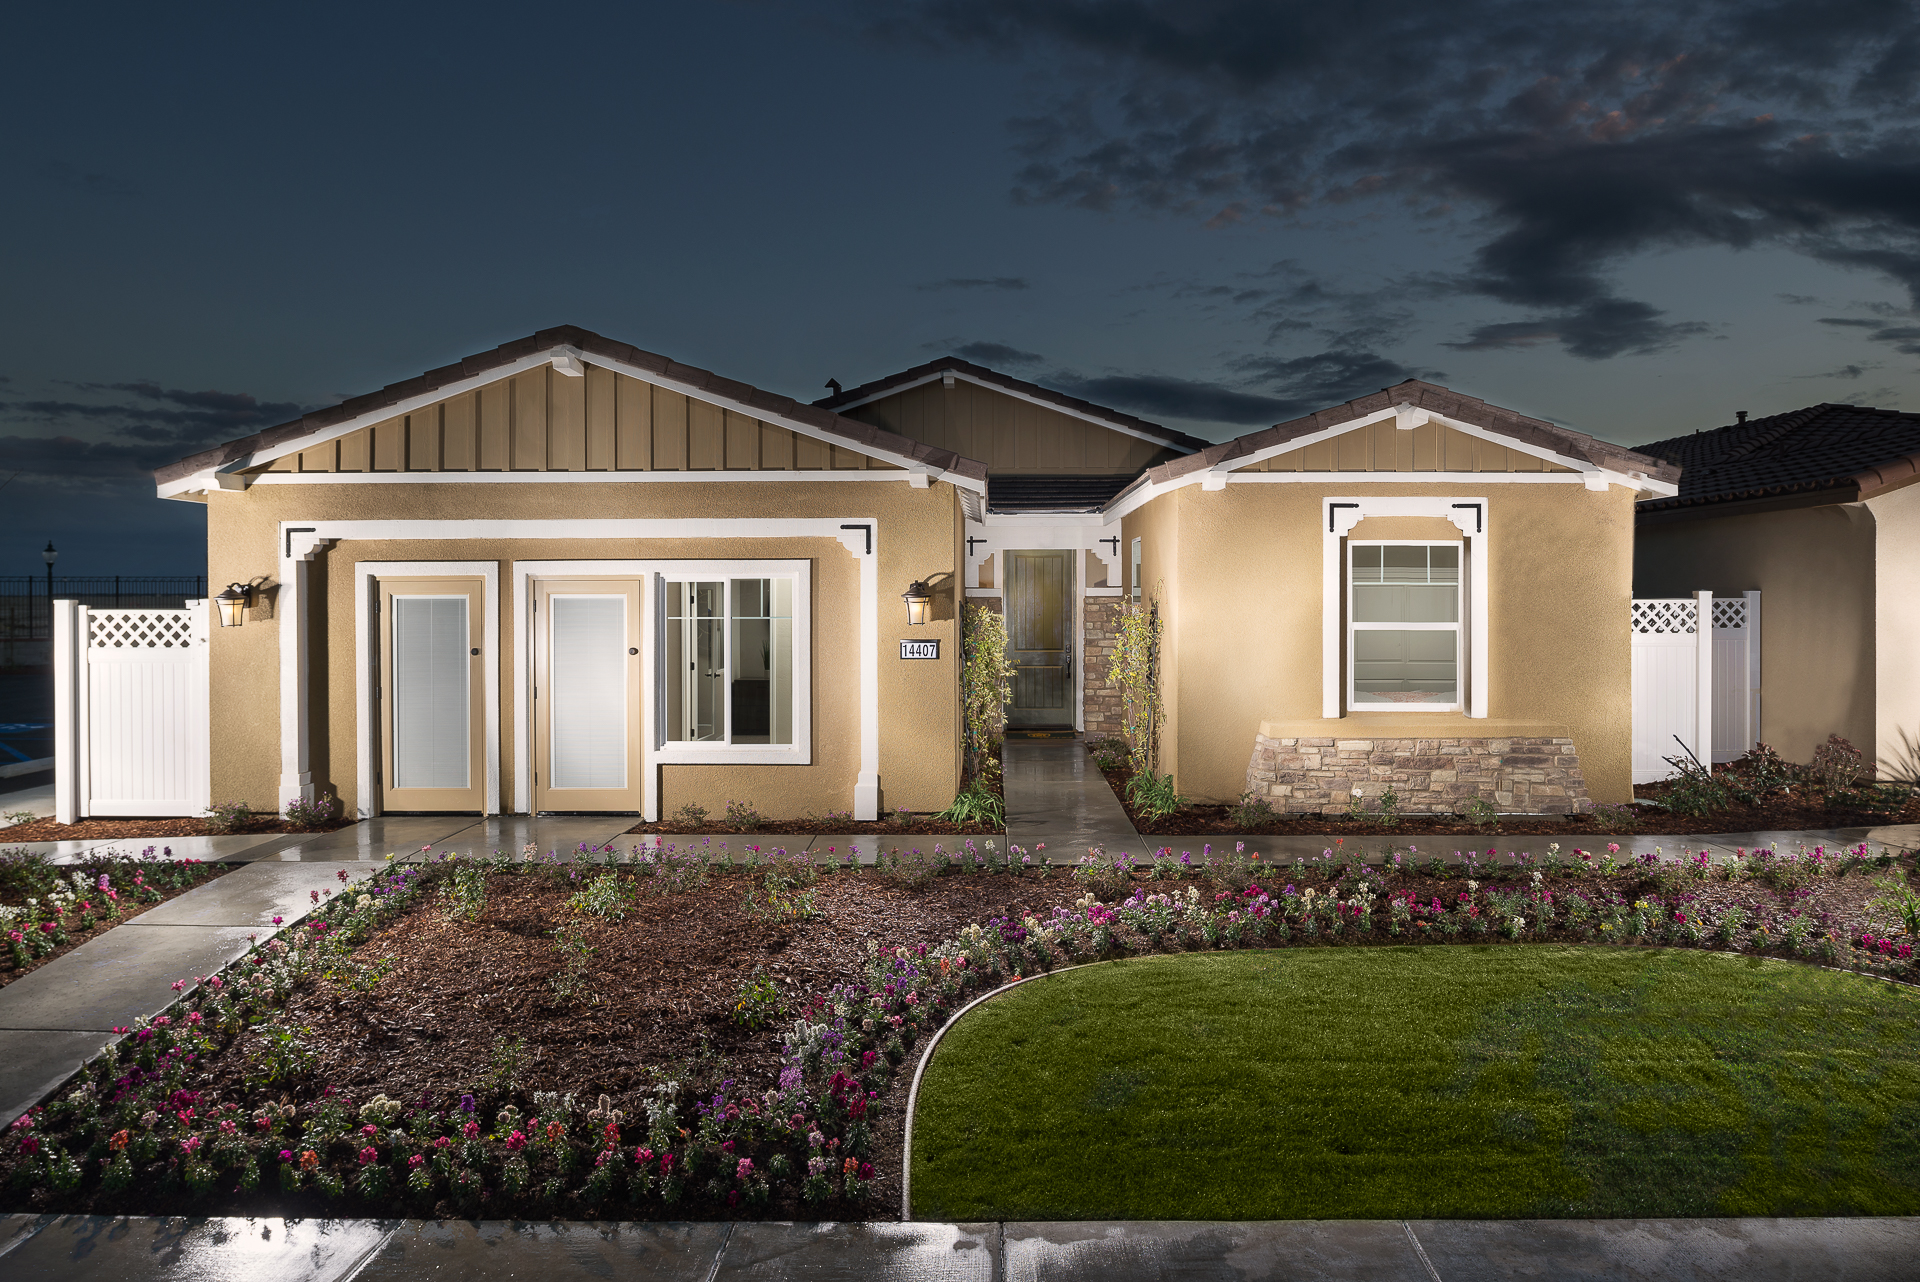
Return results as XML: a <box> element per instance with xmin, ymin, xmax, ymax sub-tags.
<box><xmin>1631</xmin><ymin>403</ymin><xmax>1920</xmax><ymax>513</ymax></box>
<box><xmin>1101</xmin><ymin>379</ymin><xmax>1682</xmax><ymax>514</ymax></box>
<box><xmin>153</xmin><ymin>325</ymin><xmax>990</xmax><ymax>496</ymax></box>
<box><xmin>813</xmin><ymin>356</ymin><xmax>1212</xmax><ymax>454</ymax></box>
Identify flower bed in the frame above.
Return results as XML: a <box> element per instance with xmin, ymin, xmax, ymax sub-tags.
<box><xmin>0</xmin><ymin>849</ymin><xmax>231</xmax><ymax>985</ymax></box>
<box><xmin>0</xmin><ymin>815</ymin><xmax>353</xmax><ymax>842</ymax></box>
<box><xmin>1</xmin><ymin>837</ymin><xmax>1912</xmax><ymax>1219</ymax></box>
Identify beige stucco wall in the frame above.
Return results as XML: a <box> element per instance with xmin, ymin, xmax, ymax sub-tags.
<box><xmin>1867</xmin><ymin>482</ymin><xmax>1920</xmax><ymax>774</ymax></box>
<box><xmin>1124</xmin><ymin>481</ymin><xmax>1638</xmax><ymax>805</ymax></box>
<box><xmin>205</xmin><ymin>479</ymin><xmax>961</xmax><ymax>819</ymax></box>
<box><xmin>1634</xmin><ymin>503</ymin><xmax>1876</xmax><ymax>763</ymax></box>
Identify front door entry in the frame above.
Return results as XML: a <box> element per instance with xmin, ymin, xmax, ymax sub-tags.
<box><xmin>533</xmin><ymin>578</ymin><xmax>643</xmax><ymax>812</ymax></box>
<box><xmin>1005</xmin><ymin>549</ymin><xmax>1072</xmax><ymax>727</ymax></box>
<box><xmin>377</xmin><ymin>576</ymin><xmax>485</xmax><ymax>813</ymax></box>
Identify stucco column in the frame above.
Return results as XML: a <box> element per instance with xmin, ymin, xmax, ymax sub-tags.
<box><xmin>278</xmin><ymin>530</ymin><xmax>336</xmax><ymax>811</ymax></box>
<box><xmin>851</xmin><ymin>525</ymin><xmax>880</xmax><ymax>821</ymax></box>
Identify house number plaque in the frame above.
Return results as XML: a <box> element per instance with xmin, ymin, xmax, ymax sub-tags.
<box><xmin>899</xmin><ymin>640</ymin><xmax>941</xmax><ymax>660</ymax></box>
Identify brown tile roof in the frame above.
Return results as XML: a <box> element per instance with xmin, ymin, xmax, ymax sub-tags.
<box><xmin>1631</xmin><ymin>402</ymin><xmax>1920</xmax><ymax>512</ymax></box>
<box><xmin>1109</xmin><ymin>379</ymin><xmax>1682</xmax><ymax>507</ymax></box>
<box><xmin>813</xmin><ymin>356</ymin><xmax>1212</xmax><ymax>453</ymax></box>
<box><xmin>152</xmin><ymin>326</ymin><xmax>989</xmax><ymax>488</ymax></box>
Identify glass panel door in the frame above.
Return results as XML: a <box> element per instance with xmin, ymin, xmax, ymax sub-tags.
<box><xmin>534</xmin><ymin>579</ymin><xmax>641</xmax><ymax>812</ymax></box>
<box><xmin>379</xmin><ymin>576</ymin><xmax>485</xmax><ymax>813</ymax></box>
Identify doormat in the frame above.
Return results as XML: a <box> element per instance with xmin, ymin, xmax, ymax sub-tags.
<box><xmin>1005</xmin><ymin>728</ymin><xmax>1075</xmax><ymax>739</ymax></box>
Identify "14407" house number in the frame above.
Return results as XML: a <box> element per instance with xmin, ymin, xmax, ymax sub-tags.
<box><xmin>899</xmin><ymin>640</ymin><xmax>940</xmax><ymax>660</ymax></box>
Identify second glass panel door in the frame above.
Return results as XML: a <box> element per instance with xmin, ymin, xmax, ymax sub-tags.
<box><xmin>534</xmin><ymin>579</ymin><xmax>642</xmax><ymax>812</ymax></box>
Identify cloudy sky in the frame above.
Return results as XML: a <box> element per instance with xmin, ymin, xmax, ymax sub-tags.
<box><xmin>6</xmin><ymin>1</ymin><xmax>1920</xmax><ymax>572</ymax></box>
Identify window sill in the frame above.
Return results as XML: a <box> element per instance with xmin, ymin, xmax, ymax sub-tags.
<box><xmin>653</xmin><ymin>746</ymin><xmax>812</xmax><ymax>766</ymax></box>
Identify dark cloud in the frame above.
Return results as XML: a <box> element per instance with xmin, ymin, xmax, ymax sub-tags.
<box><xmin>855</xmin><ymin>1</ymin><xmax>1920</xmax><ymax>361</ymax></box>
<box><xmin>1795</xmin><ymin>362</ymin><xmax>1875</xmax><ymax>378</ymax></box>
<box><xmin>0</xmin><ymin>379</ymin><xmax>305</xmax><ymax>489</ymax></box>
<box><xmin>1046</xmin><ymin>372</ymin><xmax>1293</xmax><ymax>425</ymax></box>
<box><xmin>913</xmin><ymin>276</ymin><xmax>1031</xmax><ymax>291</ymax></box>
<box><xmin>1778</xmin><ymin>293</ymin><xmax>1821</xmax><ymax>304</ymax></box>
<box><xmin>1230</xmin><ymin>349</ymin><xmax>1443</xmax><ymax>419</ymax></box>
<box><xmin>1819</xmin><ymin>315</ymin><xmax>1920</xmax><ymax>353</ymax></box>
<box><xmin>953</xmin><ymin>340</ymin><xmax>1046</xmax><ymax>365</ymax></box>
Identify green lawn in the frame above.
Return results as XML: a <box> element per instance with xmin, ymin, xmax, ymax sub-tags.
<box><xmin>910</xmin><ymin>947</ymin><xmax>1920</xmax><ymax>1220</ymax></box>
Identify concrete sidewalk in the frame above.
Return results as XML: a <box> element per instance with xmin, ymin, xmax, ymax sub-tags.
<box><xmin>0</xmin><ymin>859</ymin><xmax>378</xmax><ymax>1125</ymax></box>
<box><xmin>2</xmin><ymin>1214</ymin><xmax>1915</xmax><ymax>1280</ymax></box>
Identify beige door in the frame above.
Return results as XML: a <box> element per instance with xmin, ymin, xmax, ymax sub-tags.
<box><xmin>377</xmin><ymin>577</ymin><xmax>485</xmax><ymax>813</ymax></box>
<box><xmin>1006</xmin><ymin>550</ymin><xmax>1073</xmax><ymax>728</ymax></box>
<box><xmin>533</xmin><ymin>578</ymin><xmax>642</xmax><ymax>812</ymax></box>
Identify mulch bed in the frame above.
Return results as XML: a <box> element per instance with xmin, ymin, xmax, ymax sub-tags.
<box><xmin>1</xmin><ymin>816</ymin><xmax>353</xmax><ymax>842</ymax></box>
<box><xmin>1094</xmin><ymin>750</ymin><xmax>1920</xmax><ymax>838</ymax></box>
<box><xmin>0</xmin><ymin>862</ymin><xmax>236</xmax><ymax>987</ymax></box>
<box><xmin>625</xmin><ymin>818</ymin><xmax>1001</xmax><ymax>837</ymax></box>
<box><xmin>68</xmin><ymin>868</ymin><xmax>1076</xmax><ymax>1220</ymax></box>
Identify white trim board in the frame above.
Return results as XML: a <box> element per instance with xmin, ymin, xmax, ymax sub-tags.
<box><xmin>245</xmin><ymin>470</ymin><xmax>925</xmax><ymax>488</ymax></box>
<box><xmin>824</xmin><ymin>368</ymin><xmax>1198</xmax><ymax>455</ymax></box>
<box><xmin>159</xmin><ymin>343</ymin><xmax>987</xmax><ymax>499</ymax></box>
<box><xmin>352</xmin><ymin>561</ymin><xmax>502</xmax><ymax>820</ymax></box>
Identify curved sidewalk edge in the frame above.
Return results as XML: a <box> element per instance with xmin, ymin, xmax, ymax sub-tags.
<box><xmin>3</xmin><ymin>1214</ymin><xmax>1917</xmax><ymax>1281</ymax></box>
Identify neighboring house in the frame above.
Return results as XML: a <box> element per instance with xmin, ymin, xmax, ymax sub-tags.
<box><xmin>1632</xmin><ymin>404</ymin><xmax>1920</xmax><ymax>772</ymax></box>
<box><xmin>151</xmin><ymin>331</ymin><xmax>1676</xmax><ymax>823</ymax></box>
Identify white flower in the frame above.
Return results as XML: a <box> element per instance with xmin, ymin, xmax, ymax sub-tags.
<box><xmin>356</xmin><ymin>894</ymin><xmax>373</xmax><ymax>908</ymax></box>
<box><xmin>1467</xmin><ymin>880</ymin><xmax>1479</xmax><ymax>892</ymax></box>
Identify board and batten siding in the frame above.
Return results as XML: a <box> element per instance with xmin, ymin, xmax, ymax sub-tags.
<box><xmin>264</xmin><ymin>365</ymin><xmax>897</xmax><ymax>475</ymax></box>
<box><xmin>843</xmin><ymin>379</ymin><xmax>1178</xmax><ymax>474</ymax></box>
<box><xmin>1235</xmin><ymin>419</ymin><xmax>1577</xmax><ymax>474</ymax></box>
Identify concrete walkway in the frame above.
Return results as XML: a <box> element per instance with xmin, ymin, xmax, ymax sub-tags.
<box><xmin>1003</xmin><ymin>737</ymin><xmax>1149</xmax><ymax>861</ymax></box>
<box><xmin>0</xmin><ymin>859</ymin><xmax>377</xmax><ymax>1125</ymax></box>
<box><xmin>2</xmin><ymin>1214</ymin><xmax>1915</xmax><ymax>1280</ymax></box>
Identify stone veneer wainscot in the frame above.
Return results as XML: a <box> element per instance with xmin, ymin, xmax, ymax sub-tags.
<box><xmin>1245</xmin><ymin>732</ymin><xmax>1594</xmax><ymax>815</ymax></box>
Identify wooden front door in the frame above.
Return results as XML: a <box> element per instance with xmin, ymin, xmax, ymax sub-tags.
<box><xmin>377</xmin><ymin>576</ymin><xmax>485</xmax><ymax>813</ymax></box>
<box><xmin>1006</xmin><ymin>550</ymin><xmax>1073</xmax><ymax>727</ymax></box>
<box><xmin>533</xmin><ymin>578</ymin><xmax>643</xmax><ymax>812</ymax></box>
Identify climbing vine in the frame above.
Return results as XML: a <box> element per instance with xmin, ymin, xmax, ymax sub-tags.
<box><xmin>960</xmin><ymin>603</ymin><xmax>1017</xmax><ymax>782</ymax></box>
<box><xmin>1111</xmin><ymin>593</ymin><xmax>1163</xmax><ymax>778</ymax></box>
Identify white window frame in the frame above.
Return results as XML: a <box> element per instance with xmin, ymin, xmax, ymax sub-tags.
<box><xmin>1323</xmin><ymin>496</ymin><xmax>1488</xmax><ymax>719</ymax></box>
<box><xmin>1347</xmin><ymin>541</ymin><xmax>1463</xmax><ymax>714</ymax></box>
<box><xmin>1130</xmin><ymin>537</ymin><xmax>1142</xmax><ymax>603</ymax></box>
<box><xmin>650</xmin><ymin>559</ymin><xmax>812</xmax><ymax>765</ymax></box>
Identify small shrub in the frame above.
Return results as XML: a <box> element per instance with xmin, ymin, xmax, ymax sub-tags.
<box><xmin>2</xmin><ymin>810</ymin><xmax>35</xmax><ymax>828</ymax></box>
<box><xmin>741</xmin><ymin>869</ymin><xmax>819</xmax><ymax>922</ymax></box>
<box><xmin>244</xmin><ymin>1023</ymin><xmax>317</xmax><ymax>1088</ymax></box>
<box><xmin>667</xmin><ymin>802</ymin><xmax>710</xmax><ymax>829</ymax></box>
<box><xmin>1457</xmin><ymin>796</ymin><xmax>1500</xmax><ymax>831</ymax></box>
<box><xmin>934</xmin><ymin>780</ymin><xmax>1004</xmax><ymax>827</ymax></box>
<box><xmin>1588</xmin><ymin>802</ymin><xmax>1639</xmax><ymax>834</ymax></box>
<box><xmin>1726</xmin><ymin>743</ymin><xmax>1798</xmax><ymax>802</ymax></box>
<box><xmin>724</xmin><ymin>799</ymin><xmax>765</xmax><ymax>832</ymax></box>
<box><xmin>282</xmin><ymin>795</ymin><xmax>337</xmax><ymax>831</ymax></box>
<box><xmin>1088</xmin><ymin>737</ymin><xmax>1130</xmax><ymax>772</ymax></box>
<box><xmin>473</xmin><ymin>1035</ymin><xmax>527</xmax><ymax>1098</ymax></box>
<box><xmin>1811</xmin><ymin>734</ymin><xmax>1868</xmax><ymax>797</ymax></box>
<box><xmin>1228</xmin><ymin>791</ymin><xmax>1277</xmax><ymax>828</ymax></box>
<box><xmin>1126</xmin><ymin>771</ymin><xmax>1185</xmax><ymax>821</ymax></box>
<box><xmin>550</xmin><ymin>917</ymin><xmax>597</xmax><ymax>1005</ymax></box>
<box><xmin>568</xmin><ymin>872</ymin><xmax>635</xmax><ymax>921</ymax></box>
<box><xmin>1659</xmin><ymin>747</ymin><xmax>1732</xmax><ymax>817</ymax></box>
<box><xmin>730</xmin><ymin>968</ymin><xmax>786</xmax><ymax>1029</ymax></box>
<box><xmin>1378</xmin><ymin>785</ymin><xmax>1402</xmax><ymax>830</ymax></box>
<box><xmin>879</xmin><ymin>846</ymin><xmax>942</xmax><ymax>889</ymax></box>
<box><xmin>446</xmin><ymin>860</ymin><xmax>488</xmax><ymax>922</ymax></box>
<box><xmin>205</xmin><ymin>800</ymin><xmax>252</xmax><ymax>834</ymax></box>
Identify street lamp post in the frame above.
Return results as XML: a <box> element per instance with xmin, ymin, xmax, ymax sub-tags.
<box><xmin>41</xmin><ymin>542</ymin><xmax>56</xmax><ymax>639</ymax></box>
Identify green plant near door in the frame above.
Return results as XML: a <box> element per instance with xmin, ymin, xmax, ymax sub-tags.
<box><xmin>1111</xmin><ymin>595</ymin><xmax>1164</xmax><ymax>779</ymax></box>
<box><xmin>960</xmin><ymin>603</ymin><xmax>1017</xmax><ymax>782</ymax></box>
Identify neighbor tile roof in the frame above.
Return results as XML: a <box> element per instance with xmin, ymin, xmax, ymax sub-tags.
<box><xmin>1631</xmin><ymin>403</ymin><xmax>1920</xmax><ymax>512</ymax></box>
<box><xmin>987</xmin><ymin>474</ymin><xmax>1140</xmax><ymax>514</ymax></box>
<box><xmin>1105</xmin><ymin>379</ymin><xmax>1681</xmax><ymax>511</ymax></box>
<box><xmin>814</xmin><ymin>356</ymin><xmax>1212</xmax><ymax>453</ymax></box>
<box><xmin>153</xmin><ymin>325</ymin><xmax>989</xmax><ymax>487</ymax></box>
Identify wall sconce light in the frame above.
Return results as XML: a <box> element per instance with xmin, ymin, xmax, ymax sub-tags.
<box><xmin>902</xmin><ymin>580</ymin><xmax>933</xmax><ymax>626</ymax></box>
<box><xmin>214</xmin><ymin>582</ymin><xmax>254</xmax><ymax>628</ymax></box>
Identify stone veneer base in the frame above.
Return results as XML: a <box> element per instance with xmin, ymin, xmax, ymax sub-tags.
<box><xmin>1244</xmin><ymin>733</ymin><xmax>1593</xmax><ymax>815</ymax></box>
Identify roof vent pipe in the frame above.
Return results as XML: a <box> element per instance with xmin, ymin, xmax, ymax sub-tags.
<box><xmin>824</xmin><ymin>378</ymin><xmax>842</xmax><ymax>396</ymax></box>
<box><xmin>1736</xmin><ymin>410</ymin><xmax>1748</xmax><ymax>423</ymax></box>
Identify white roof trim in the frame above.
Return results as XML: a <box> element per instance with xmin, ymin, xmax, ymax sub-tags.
<box><xmin>243</xmin><ymin>470</ymin><xmax>927</xmax><ymax>487</ymax></box>
<box><xmin>825</xmin><ymin>368</ymin><xmax>1199</xmax><ymax>454</ymax></box>
<box><xmin>156</xmin><ymin>344</ymin><xmax>987</xmax><ymax>500</ymax></box>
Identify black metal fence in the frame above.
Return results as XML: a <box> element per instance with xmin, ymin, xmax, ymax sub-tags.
<box><xmin>0</xmin><ymin>576</ymin><xmax>208</xmax><ymax>640</ymax></box>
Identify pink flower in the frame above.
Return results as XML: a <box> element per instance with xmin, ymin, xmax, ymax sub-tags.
<box><xmin>433</xmin><ymin>1136</ymin><xmax>451</xmax><ymax>1150</ymax></box>
<box><xmin>187</xmin><ymin>1012</ymin><xmax>202</xmax><ymax>1026</ymax></box>
<box><xmin>357</xmin><ymin>1145</ymin><xmax>378</xmax><ymax>1165</ymax></box>
<box><xmin>272</xmin><ymin>916</ymin><xmax>283</xmax><ymax>926</ymax></box>
<box><xmin>463</xmin><ymin>1121</ymin><xmax>479</xmax><ymax>1138</ymax></box>
<box><xmin>506</xmin><ymin>1130</ymin><xmax>527</xmax><ymax>1151</ymax></box>
<box><xmin>408</xmin><ymin>1153</ymin><xmax>425</xmax><ymax>1169</ymax></box>
<box><xmin>361</xmin><ymin>1124</ymin><xmax>378</xmax><ymax>1137</ymax></box>
<box><xmin>181</xmin><ymin>1135</ymin><xmax>202</xmax><ymax>1155</ymax></box>
<box><xmin>171</xmin><ymin>979</ymin><xmax>186</xmax><ymax>992</ymax></box>
<box><xmin>635</xmin><ymin>1146</ymin><xmax>654</xmax><ymax>1167</ymax></box>
<box><xmin>736</xmin><ymin>1157</ymin><xmax>754</xmax><ymax>1181</ymax></box>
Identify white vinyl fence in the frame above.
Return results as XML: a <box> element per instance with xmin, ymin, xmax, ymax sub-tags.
<box><xmin>1631</xmin><ymin>591</ymin><xmax>1761</xmax><ymax>784</ymax></box>
<box><xmin>54</xmin><ymin>602</ymin><xmax>210</xmax><ymax>822</ymax></box>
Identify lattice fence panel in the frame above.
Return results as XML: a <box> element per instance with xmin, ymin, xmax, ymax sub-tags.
<box><xmin>1711</xmin><ymin>598</ymin><xmax>1747</xmax><ymax>630</ymax></box>
<box><xmin>88</xmin><ymin>608</ymin><xmax>205</xmax><ymax>650</ymax></box>
<box><xmin>1631</xmin><ymin>599</ymin><xmax>1698</xmax><ymax>635</ymax></box>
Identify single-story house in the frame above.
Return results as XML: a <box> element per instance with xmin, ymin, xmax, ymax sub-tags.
<box><xmin>153</xmin><ymin>327</ymin><xmax>1678</xmax><ymax>821</ymax></box>
<box><xmin>1632</xmin><ymin>404</ymin><xmax>1920</xmax><ymax>772</ymax></box>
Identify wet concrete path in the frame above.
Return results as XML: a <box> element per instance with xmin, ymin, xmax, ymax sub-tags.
<box><xmin>2</xmin><ymin>1214</ymin><xmax>1915</xmax><ymax>1280</ymax></box>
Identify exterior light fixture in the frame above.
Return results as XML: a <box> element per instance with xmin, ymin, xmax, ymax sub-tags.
<box><xmin>902</xmin><ymin>580</ymin><xmax>933</xmax><ymax>626</ymax></box>
<box><xmin>213</xmin><ymin>582</ymin><xmax>254</xmax><ymax>628</ymax></box>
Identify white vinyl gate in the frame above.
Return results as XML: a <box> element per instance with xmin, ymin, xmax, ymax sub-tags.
<box><xmin>1630</xmin><ymin>590</ymin><xmax>1761</xmax><ymax>784</ymax></box>
<box><xmin>53</xmin><ymin>601</ymin><xmax>210</xmax><ymax>822</ymax></box>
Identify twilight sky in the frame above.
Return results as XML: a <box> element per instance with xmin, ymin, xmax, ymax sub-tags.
<box><xmin>6</xmin><ymin>1</ymin><xmax>1920</xmax><ymax>573</ymax></box>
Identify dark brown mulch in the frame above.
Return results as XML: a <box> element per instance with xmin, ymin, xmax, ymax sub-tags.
<box><xmin>1094</xmin><ymin>751</ymin><xmax>1920</xmax><ymax>838</ymax></box>
<box><xmin>0</xmin><ymin>815</ymin><xmax>353</xmax><ymax>842</ymax></box>
<box><xmin>0</xmin><ymin>864</ymin><xmax>237</xmax><ymax>987</ymax></box>
<box><xmin>190</xmin><ymin>869</ymin><xmax>1075</xmax><ymax>1221</ymax></box>
<box><xmin>624</xmin><ymin>772</ymin><xmax>1007</xmax><ymax>837</ymax></box>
